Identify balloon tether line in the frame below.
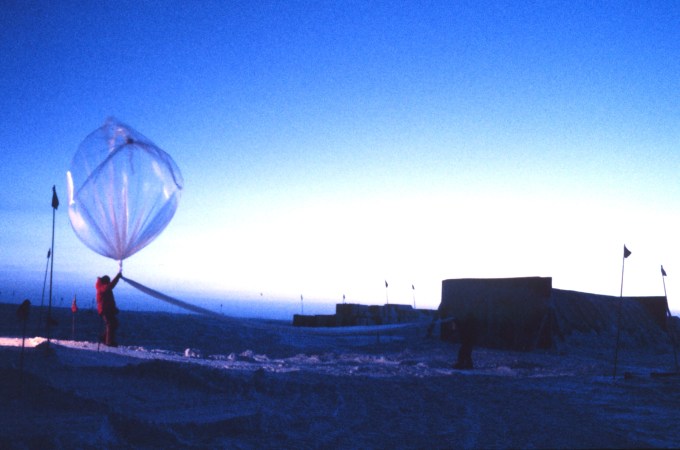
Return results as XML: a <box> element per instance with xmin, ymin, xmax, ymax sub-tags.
<box><xmin>121</xmin><ymin>275</ymin><xmax>223</xmax><ymax>319</ymax></box>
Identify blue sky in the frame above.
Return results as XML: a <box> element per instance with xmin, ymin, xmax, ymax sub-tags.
<box><xmin>1</xmin><ymin>1</ymin><xmax>679</xmax><ymax>314</ymax></box>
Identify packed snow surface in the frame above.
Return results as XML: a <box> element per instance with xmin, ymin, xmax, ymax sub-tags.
<box><xmin>2</xmin><ymin>303</ymin><xmax>679</xmax><ymax>448</ymax></box>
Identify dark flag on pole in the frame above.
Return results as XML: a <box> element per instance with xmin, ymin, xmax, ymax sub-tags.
<box><xmin>614</xmin><ymin>243</ymin><xmax>632</xmax><ymax>378</ymax></box>
<box><xmin>660</xmin><ymin>264</ymin><xmax>678</xmax><ymax>371</ymax></box>
<box><xmin>385</xmin><ymin>280</ymin><xmax>388</xmax><ymax>288</ymax></box>
<box><xmin>51</xmin><ymin>185</ymin><xmax>59</xmax><ymax>209</ymax></box>
<box><xmin>47</xmin><ymin>185</ymin><xmax>59</xmax><ymax>347</ymax></box>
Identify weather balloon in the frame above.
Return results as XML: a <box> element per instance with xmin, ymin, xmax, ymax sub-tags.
<box><xmin>67</xmin><ymin>118</ymin><xmax>183</xmax><ymax>262</ymax></box>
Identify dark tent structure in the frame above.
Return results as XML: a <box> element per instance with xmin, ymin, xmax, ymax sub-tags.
<box><xmin>437</xmin><ymin>277</ymin><xmax>675</xmax><ymax>351</ymax></box>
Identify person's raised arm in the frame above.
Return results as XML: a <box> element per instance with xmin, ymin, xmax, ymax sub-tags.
<box><xmin>110</xmin><ymin>271</ymin><xmax>122</xmax><ymax>289</ymax></box>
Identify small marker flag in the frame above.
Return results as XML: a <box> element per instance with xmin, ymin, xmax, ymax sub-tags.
<box><xmin>623</xmin><ymin>245</ymin><xmax>631</xmax><ymax>259</ymax></box>
<box><xmin>662</xmin><ymin>265</ymin><xmax>667</xmax><ymax>277</ymax></box>
<box><xmin>71</xmin><ymin>296</ymin><xmax>78</xmax><ymax>313</ymax></box>
<box><xmin>412</xmin><ymin>284</ymin><xmax>415</xmax><ymax>290</ymax></box>
<box><xmin>51</xmin><ymin>185</ymin><xmax>59</xmax><ymax>209</ymax></box>
<box><xmin>385</xmin><ymin>280</ymin><xmax>388</xmax><ymax>288</ymax></box>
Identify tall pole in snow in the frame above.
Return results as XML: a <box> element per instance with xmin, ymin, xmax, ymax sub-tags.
<box><xmin>384</xmin><ymin>280</ymin><xmax>389</xmax><ymax>305</ymax></box>
<box><xmin>662</xmin><ymin>265</ymin><xmax>668</xmax><ymax>298</ymax></box>
<box><xmin>661</xmin><ymin>265</ymin><xmax>678</xmax><ymax>372</ymax></box>
<box><xmin>46</xmin><ymin>186</ymin><xmax>59</xmax><ymax>348</ymax></box>
<box><xmin>613</xmin><ymin>244</ymin><xmax>631</xmax><ymax>379</ymax></box>
<box><xmin>37</xmin><ymin>249</ymin><xmax>50</xmax><ymax>334</ymax></box>
<box><xmin>412</xmin><ymin>284</ymin><xmax>416</xmax><ymax>309</ymax></box>
<box><xmin>71</xmin><ymin>295</ymin><xmax>78</xmax><ymax>340</ymax></box>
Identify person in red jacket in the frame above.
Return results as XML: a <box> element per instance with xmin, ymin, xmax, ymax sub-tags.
<box><xmin>96</xmin><ymin>271</ymin><xmax>122</xmax><ymax>347</ymax></box>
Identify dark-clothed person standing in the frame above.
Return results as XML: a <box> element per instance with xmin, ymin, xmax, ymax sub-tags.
<box><xmin>454</xmin><ymin>313</ymin><xmax>477</xmax><ymax>370</ymax></box>
<box><xmin>96</xmin><ymin>272</ymin><xmax>122</xmax><ymax>347</ymax></box>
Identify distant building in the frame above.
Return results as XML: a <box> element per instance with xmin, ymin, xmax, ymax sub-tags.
<box><xmin>293</xmin><ymin>303</ymin><xmax>435</xmax><ymax>327</ymax></box>
<box><xmin>293</xmin><ymin>276</ymin><xmax>676</xmax><ymax>353</ymax></box>
<box><xmin>437</xmin><ymin>277</ymin><xmax>671</xmax><ymax>351</ymax></box>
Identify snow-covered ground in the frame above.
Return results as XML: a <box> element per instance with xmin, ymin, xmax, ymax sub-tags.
<box><xmin>2</xmin><ymin>303</ymin><xmax>679</xmax><ymax>448</ymax></box>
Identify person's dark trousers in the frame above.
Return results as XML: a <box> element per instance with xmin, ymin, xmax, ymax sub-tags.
<box><xmin>456</xmin><ymin>344</ymin><xmax>473</xmax><ymax>369</ymax></box>
<box><xmin>102</xmin><ymin>314</ymin><xmax>119</xmax><ymax>346</ymax></box>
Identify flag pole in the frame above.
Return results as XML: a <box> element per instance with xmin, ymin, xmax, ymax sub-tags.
<box><xmin>46</xmin><ymin>186</ymin><xmax>59</xmax><ymax>348</ymax></box>
<box><xmin>613</xmin><ymin>245</ymin><xmax>631</xmax><ymax>379</ymax></box>
<box><xmin>37</xmin><ymin>249</ymin><xmax>50</xmax><ymax>334</ymax></box>
<box><xmin>384</xmin><ymin>280</ymin><xmax>389</xmax><ymax>305</ymax></box>
<box><xmin>661</xmin><ymin>265</ymin><xmax>678</xmax><ymax>372</ymax></box>
<box><xmin>412</xmin><ymin>284</ymin><xmax>416</xmax><ymax>309</ymax></box>
<box><xmin>71</xmin><ymin>295</ymin><xmax>78</xmax><ymax>340</ymax></box>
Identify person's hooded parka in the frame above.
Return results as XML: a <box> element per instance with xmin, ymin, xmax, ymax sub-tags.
<box><xmin>96</xmin><ymin>273</ymin><xmax>121</xmax><ymax>316</ymax></box>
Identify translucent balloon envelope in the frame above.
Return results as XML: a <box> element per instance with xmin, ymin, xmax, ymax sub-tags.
<box><xmin>67</xmin><ymin>118</ymin><xmax>183</xmax><ymax>261</ymax></box>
